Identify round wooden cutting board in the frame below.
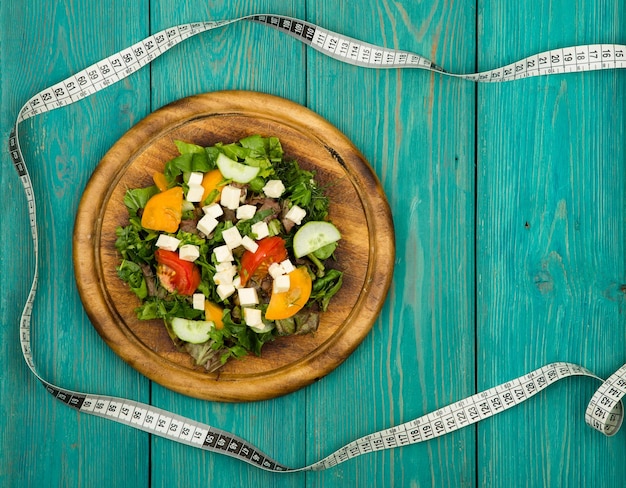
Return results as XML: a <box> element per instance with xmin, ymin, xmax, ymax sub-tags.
<box><xmin>73</xmin><ymin>91</ymin><xmax>394</xmax><ymax>402</ymax></box>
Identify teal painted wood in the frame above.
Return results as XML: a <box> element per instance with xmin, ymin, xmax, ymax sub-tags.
<box><xmin>2</xmin><ymin>1</ymin><xmax>626</xmax><ymax>487</ymax></box>
<box><xmin>0</xmin><ymin>1</ymin><xmax>152</xmax><ymax>487</ymax></box>
<box><xmin>147</xmin><ymin>2</ymin><xmax>311</xmax><ymax>487</ymax></box>
<box><xmin>477</xmin><ymin>0</ymin><xmax>626</xmax><ymax>486</ymax></box>
<box><xmin>305</xmin><ymin>2</ymin><xmax>477</xmax><ymax>486</ymax></box>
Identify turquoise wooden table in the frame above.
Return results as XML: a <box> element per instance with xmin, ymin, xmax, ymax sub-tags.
<box><xmin>2</xmin><ymin>1</ymin><xmax>625</xmax><ymax>486</ymax></box>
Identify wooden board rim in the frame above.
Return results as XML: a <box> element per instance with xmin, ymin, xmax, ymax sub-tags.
<box><xmin>73</xmin><ymin>90</ymin><xmax>395</xmax><ymax>402</ymax></box>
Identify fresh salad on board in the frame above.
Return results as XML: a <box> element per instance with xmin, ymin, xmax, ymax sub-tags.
<box><xmin>115</xmin><ymin>135</ymin><xmax>343</xmax><ymax>371</ymax></box>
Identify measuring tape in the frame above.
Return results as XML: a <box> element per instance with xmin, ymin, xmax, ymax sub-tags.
<box><xmin>8</xmin><ymin>14</ymin><xmax>626</xmax><ymax>472</ymax></box>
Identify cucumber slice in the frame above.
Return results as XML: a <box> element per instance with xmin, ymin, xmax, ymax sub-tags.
<box><xmin>249</xmin><ymin>322</ymin><xmax>274</xmax><ymax>334</ymax></box>
<box><xmin>170</xmin><ymin>317</ymin><xmax>215</xmax><ymax>344</ymax></box>
<box><xmin>216</xmin><ymin>152</ymin><xmax>260</xmax><ymax>184</ymax></box>
<box><xmin>181</xmin><ymin>200</ymin><xmax>195</xmax><ymax>212</ymax></box>
<box><xmin>293</xmin><ymin>221</ymin><xmax>341</xmax><ymax>258</ymax></box>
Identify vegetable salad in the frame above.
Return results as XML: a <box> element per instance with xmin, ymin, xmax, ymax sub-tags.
<box><xmin>115</xmin><ymin>135</ymin><xmax>343</xmax><ymax>371</ymax></box>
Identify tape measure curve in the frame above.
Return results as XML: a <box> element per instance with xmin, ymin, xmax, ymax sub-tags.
<box><xmin>8</xmin><ymin>14</ymin><xmax>626</xmax><ymax>472</ymax></box>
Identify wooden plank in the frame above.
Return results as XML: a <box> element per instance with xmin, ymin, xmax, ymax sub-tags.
<box><xmin>4</xmin><ymin>2</ymin><xmax>625</xmax><ymax>487</ymax></box>
<box><xmin>477</xmin><ymin>0</ymin><xmax>626</xmax><ymax>486</ymax></box>
<box><xmin>0</xmin><ymin>1</ymin><xmax>152</xmax><ymax>486</ymax></box>
<box><xmin>146</xmin><ymin>3</ymin><xmax>311</xmax><ymax>487</ymax></box>
<box><xmin>304</xmin><ymin>2</ymin><xmax>477</xmax><ymax>485</ymax></box>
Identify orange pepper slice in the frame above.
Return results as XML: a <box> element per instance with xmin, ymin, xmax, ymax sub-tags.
<box><xmin>204</xmin><ymin>301</ymin><xmax>225</xmax><ymax>330</ymax></box>
<box><xmin>201</xmin><ymin>169</ymin><xmax>224</xmax><ymax>203</ymax></box>
<box><xmin>153</xmin><ymin>171</ymin><xmax>169</xmax><ymax>192</ymax></box>
<box><xmin>265</xmin><ymin>267</ymin><xmax>312</xmax><ymax>320</ymax></box>
<box><xmin>141</xmin><ymin>186</ymin><xmax>183</xmax><ymax>233</ymax></box>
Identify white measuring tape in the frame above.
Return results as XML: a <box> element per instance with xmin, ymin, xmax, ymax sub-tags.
<box><xmin>8</xmin><ymin>14</ymin><xmax>626</xmax><ymax>472</ymax></box>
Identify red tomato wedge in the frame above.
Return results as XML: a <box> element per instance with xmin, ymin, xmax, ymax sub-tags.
<box><xmin>155</xmin><ymin>249</ymin><xmax>201</xmax><ymax>296</ymax></box>
<box><xmin>239</xmin><ymin>236</ymin><xmax>288</xmax><ymax>286</ymax></box>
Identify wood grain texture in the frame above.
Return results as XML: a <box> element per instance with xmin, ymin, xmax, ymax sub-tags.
<box><xmin>305</xmin><ymin>1</ymin><xmax>477</xmax><ymax>486</ymax></box>
<box><xmin>477</xmin><ymin>0</ymin><xmax>626</xmax><ymax>486</ymax></box>
<box><xmin>73</xmin><ymin>91</ymin><xmax>394</xmax><ymax>401</ymax></box>
<box><xmin>146</xmin><ymin>4</ymin><xmax>314</xmax><ymax>486</ymax></box>
<box><xmin>0</xmin><ymin>1</ymin><xmax>153</xmax><ymax>487</ymax></box>
<box><xmin>2</xmin><ymin>1</ymin><xmax>625</xmax><ymax>487</ymax></box>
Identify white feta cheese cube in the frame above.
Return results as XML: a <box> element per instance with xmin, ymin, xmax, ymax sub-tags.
<box><xmin>155</xmin><ymin>234</ymin><xmax>181</xmax><ymax>251</ymax></box>
<box><xmin>280</xmin><ymin>259</ymin><xmax>296</xmax><ymax>274</ymax></box>
<box><xmin>236</xmin><ymin>204</ymin><xmax>257</xmax><ymax>221</ymax></box>
<box><xmin>241</xmin><ymin>236</ymin><xmax>259</xmax><ymax>253</ymax></box>
<box><xmin>232</xmin><ymin>276</ymin><xmax>242</xmax><ymax>289</ymax></box>
<box><xmin>273</xmin><ymin>274</ymin><xmax>291</xmax><ymax>294</ymax></box>
<box><xmin>244</xmin><ymin>308</ymin><xmax>263</xmax><ymax>328</ymax></box>
<box><xmin>216</xmin><ymin>284</ymin><xmax>236</xmax><ymax>301</ymax></box>
<box><xmin>213</xmin><ymin>264</ymin><xmax>237</xmax><ymax>285</ymax></box>
<box><xmin>220</xmin><ymin>185</ymin><xmax>241</xmax><ymax>210</ymax></box>
<box><xmin>222</xmin><ymin>226</ymin><xmax>243</xmax><ymax>249</ymax></box>
<box><xmin>250</xmin><ymin>221</ymin><xmax>269</xmax><ymax>240</ymax></box>
<box><xmin>215</xmin><ymin>262</ymin><xmax>236</xmax><ymax>272</ymax></box>
<box><xmin>268</xmin><ymin>262</ymin><xmax>285</xmax><ymax>279</ymax></box>
<box><xmin>197</xmin><ymin>214</ymin><xmax>219</xmax><ymax>236</ymax></box>
<box><xmin>285</xmin><ymin>205</ymin><xmax>306</xmax><ymax>225</ymax></box>
<box><xmin>179</xmin><ymin>244</ymin><xmax>200</xmax><ymax>262</ymax></box>
<box><xmin>192</xmin><ymin>293</ymin><xmax>205</xmax><ymax>310</ymax></box>
<box><xmin>237</xmin><ymin>287</ymin><xmax>259</xmax><ymax>307</ymax></box>
<box><xmin>213</xmin><ymin>270</ymin><xmax>234</xmax><ymax>286</ymax></box>
<box><xmin>202</xmin><ymin>203</ymin><xmax>223</xmax><ymax>218</ymax></box>
<box><xmin>187</xmin><ymin>171</ymin><xmax>204</xmax><ymax>186</ymax></box>
<box><xmin>186</xmin><ymin>183</ymin><xmax>205</xmax><ymax>203</ymax></box>
<box><xmin>213</xmin><ymin>245</ymin><xmax>233</xmax><ymax>263</ymax></box>
<box><xmin>262</xmin><ymin>179</ymin><xmax>285</xmax><ymax>198</ymax></box>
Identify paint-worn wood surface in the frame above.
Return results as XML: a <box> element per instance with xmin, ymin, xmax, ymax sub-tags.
<box><xmin>1</xmin><ymin>1</ymin><xmax>624</xmax><ymax>486</ymax></box>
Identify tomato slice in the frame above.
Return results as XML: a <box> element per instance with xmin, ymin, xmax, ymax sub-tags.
<box><xmin>155</xmin><ymin>249</ymin><xmax>201</xmax><ymax>296</ymax></box>
<box><xmin>239</xmin><ymin>236</ymin><xmax>288</xmax><ymax>286</ymax></box>
<box><xmin>265</xmin><ymin>267</ymin><xmax>312</xmax><ymax>320</ymax></box>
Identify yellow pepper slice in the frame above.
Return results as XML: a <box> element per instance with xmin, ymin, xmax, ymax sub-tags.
<box><xmin>152</xmin><ymin>171</ymin><xmax>169</xmax><ymax>192</ymax></box>
<box><xmin>201</xmin><ymin>169</ymin><xmax>224</xmax><ymax>204</ymax></box>
<box><xmin>141</xmin><ymin>186</ymin><xmax>183</xmax><ymax>233</ymax></box>
<box><xmin>204</xmin><ymin>301</ymin><xmax>225</xmax><ymax>330</ymax></box>
<box><xmin>265</xmin><ymin>267</ymin><xmax>312</xmax><ymax>320</ymax></box>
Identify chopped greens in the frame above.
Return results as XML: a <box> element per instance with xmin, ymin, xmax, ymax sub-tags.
<box><xmin>274</xmin><ymin>159</ymin><xmax>330</xmax><ymax>221</ymax></box>
<box><xmin>115</xmin><ymin>134</ymin><xmax>343</xmax><ymax>372</ymax></box>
